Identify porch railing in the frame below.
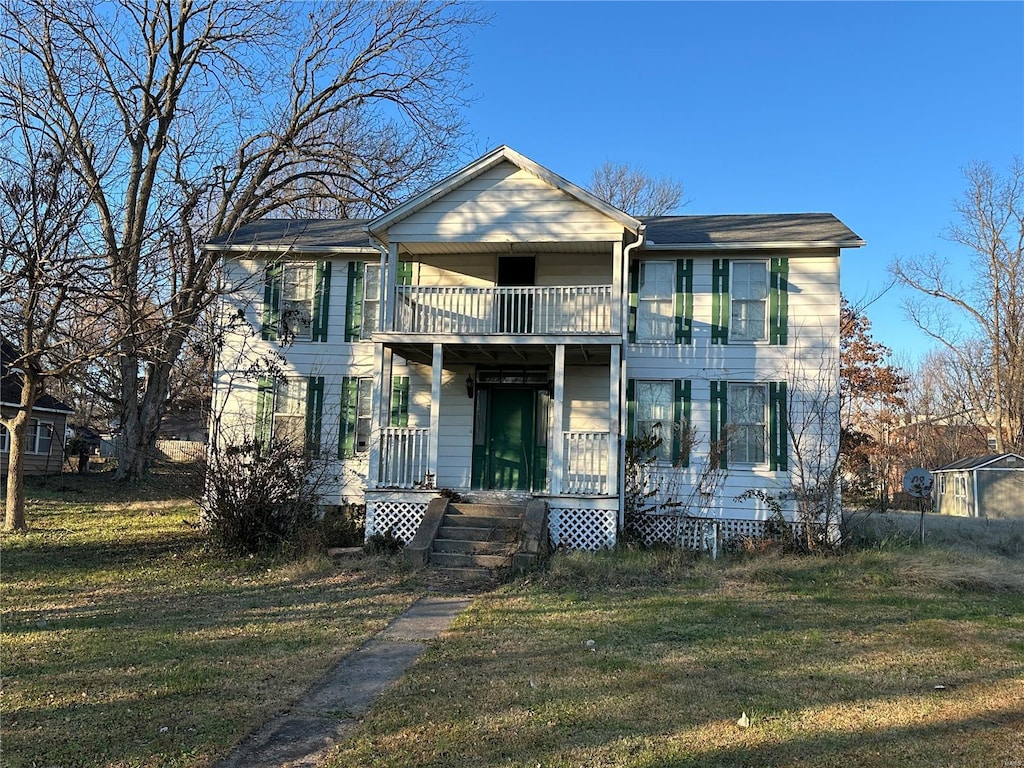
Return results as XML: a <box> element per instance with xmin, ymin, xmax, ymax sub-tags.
<box><xmin>378</xmin><ymin>427</ymin><xmax>430</xmax><ymax>488</ymax></box>
<box><xmin>563</xmin><ymin>430</ymin><xmax>610</xmax><ymax>495</ymax></box>
<box><xmin>393</xmin><ymin>285</ymin><xmax>613</xmax><ymax>335</ymax></box>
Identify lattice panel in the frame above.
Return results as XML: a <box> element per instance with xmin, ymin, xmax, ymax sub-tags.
<box><xmin>366</xmin><ymin>501</ymin><xmax>428</xmax><ymax>543</ymax></box>
<box><xmin>548</xmin><ymin>508</ymin><xmax>617</xmax><ymax>551</ymax></box>
<box><xmin>635</xmin><ymin>515</ymin><xmax>804</xmax><ymax>550</ymax></box>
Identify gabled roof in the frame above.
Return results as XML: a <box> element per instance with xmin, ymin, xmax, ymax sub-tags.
<box><xmin>204</xmin><ymin>218</ymin><xmax>376</xmax><ymax>254</ymax></box>
<box><xmin>367</xmin><ymin>145</ymin><xmax>642</xmax><ymax>241</ymax></box>
<box><xmin>640</xmin><ymin>213</ymin><xmax>865</xmax><ymax>250</ymax></box>
<box><xmin>933</xmin><ymin>453</ymin><xmax>1024</xmax><ymax>472</ymax></box>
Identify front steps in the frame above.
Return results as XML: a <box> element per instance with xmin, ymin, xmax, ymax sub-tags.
<box><xmin>404</xmin><ymin>497</ymin><xmax>549</xmax><ymax>584</ymax></box>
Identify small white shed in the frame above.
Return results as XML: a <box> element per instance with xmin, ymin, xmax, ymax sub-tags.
<box><xmin>932</xmin><ymin>453</ymin><xmax>1024</xmax><ymax>518</ymax></box>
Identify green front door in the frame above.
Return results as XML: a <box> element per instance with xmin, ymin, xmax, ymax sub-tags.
<box><xmin>486</xmin><ymin>388</ymin><xmax>535</xmax><ymax>491</ymax></box>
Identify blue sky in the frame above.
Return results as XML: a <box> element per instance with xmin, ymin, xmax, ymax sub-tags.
<box><xmin>461</xmin><ymin>1</ymin><xmax>1024</xmax><ymax>363</ymax></box>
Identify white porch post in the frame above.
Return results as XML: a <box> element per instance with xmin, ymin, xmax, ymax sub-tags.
<box><xmin>618</xmin><ymin>350</ymin><xmax>627</xmax><ymax>529</ymax></box>
<box><xmin>608</xmin><ymin>348</ymin><xmax>620</xmax><ymax>497</ymax></box>
<box><xmin>611</xmin><ymin>240</ymin><xmax>623</xmax><ymax>334</ymax></box>
<box><xmin>383</xmin><ymin>242</ymin><xmax>399</xmax><ymax>332</ymax></box>
<box><xmin>550</xmin><ymin>343</ymin><xmax>565</xmax><ymax>495</ymax></box>
<box><xmin>428</xmin><ymin>343</ymin><xmax>443</xmax><ymax>486</ymax></box>
<box><xmin>368</xmin><ymin>344</ymin><xmax>393</xmax><ymax>487</ymax></box>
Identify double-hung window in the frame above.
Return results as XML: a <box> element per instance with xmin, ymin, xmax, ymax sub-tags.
<box><xmin>345</xmin><ymin>262</ymin><xmax>383</xmax><ymax>341</ymax></box>
<box><xmin>263</xmin><ymin>261</ymin><xmax>331</xmax><ymax>342</ymax></box>
<box><xmin>280</xmin><ymin>263</ymin><xmax>317</xmax><ymax>341</ymax></box>
<box><xmin>255</xmin><ymin>376</ymin><xmax>324</xmax><ymax>456</ymax></box>
<box><xmin>710</xmin><ymin>381</ymin><xmax>787</xmax><ymax>470</ymax></box>
<box><xmin>0</xmin><ymin>424</ymin><xmax>9</xmax><ymax>452</ymax></box>
<box><xmin>361</xmin><ymin>264</ymin><xmax>381</xmax><ymax>340</ymax></box>
<box><xmin>626</xmin><ymin>379</ymin><xmax>692</xmax><ymax>467</ymax></box>
<box><xmin>636</xmin><ymin>261</ymin><xmax>675</xmax><ymax>342</ymax></box>
<box><xmin>730</xmin><ymin>262</ymin><xmax>769</xmax><ymax>342</ymax></box>
<box><xmin>728</xmin><ymin>384</ymin><xmax>767</xmax><ymax>464</ymax></box>
<box><xmin>272</xmin><ymin>378</ymin><xmax>308</xmax><ymax>449</ymax></box>
<box><xmin>28</xmin><ymin>419</ymin><xmax>54</xmax><ymax>455</ymax></box>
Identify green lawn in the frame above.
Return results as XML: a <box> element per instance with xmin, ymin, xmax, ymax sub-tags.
<box><xmin>1</xmin><ymin>471</ymin><xmax>423</xmax><ymax>768</ymax></box>
<box><xmin>4</xmin><ymin>474</ymin><xmax>1023</xmax><ymax>768</ymax></box>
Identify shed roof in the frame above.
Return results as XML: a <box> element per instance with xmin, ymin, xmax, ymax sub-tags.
<box><xmin>933</xmin><ymin>453</ymin><xmax>1024</xmax><ymax>472</ymax></box>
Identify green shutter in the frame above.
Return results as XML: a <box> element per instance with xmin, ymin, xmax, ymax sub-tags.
<box><xmin>626</xmin><ymin>378</ymin><xmax>636</xmax><ymax>440</ymax></box>
<box><xmin>710</xmin><ymin>381</ymin><xmax>728</xmax><ymax>469</ymax></box>
<box><xmin>305</xmin><ymin>376</ymin><xmax>324</xmax><ymax>457</ymax></box>
<box><xmin>675</xmin><ymin>259</ymin><xmax>694</xmax><ymax>345</ymax></box>
<box><xmin>627</xmin><ymin>261</ymin><xmax>639</xmax><ymax>342</ymax></box>
<box><xmin>769</xmin><ymin>257</ymin><xmax>789</xmax><ymax>345</ymax></box>
<box><xmin>339</xmin><ymin>376</ymin><xmax>358</xmax><ymax>459</ymax></box>
<box><xmin>345</xmin><ymin>261</ymin><xmax>364</xmax><ymax>342</ymax></box>
<box><xmin>255</xmin><ymin>377</ymin><xmax>275</xmax><ymax>451</ymax></box>
<box><xmin>391</xmin><ymin>376</ymin><xmax>409</xmax><ymax>427</ymax></box>
<box><xmin>261</xmin><ymin>263</ymin><xmax>283</xmax><ymax>341</ymax></box>
<box><xmin>396</xmin><ymin>261</ymin><xmax>413</xmax><ymax>286</ymax></box>
<box><xmin>711</xmin><ymin>259</ymin><xmax>730</xmax><ymax>344</ymax></box>
<box><xmin>311</xmin><ymin>261</ymin><xmax>332</xmax><ymax>342</ymax></box>
<box><xmin>769</xmin><ymin>381</ymin><xmax>788</xmax><ymax>471</ymax></box>
<box><xmin>672</xmin><ymin>379</ymin><xmax>692</xmax><ymax>467</ymax></box>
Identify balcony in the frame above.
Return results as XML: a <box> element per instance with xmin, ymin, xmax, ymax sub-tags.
<box><xmin>391</xmin><ymin>285</ymin><xmax>614</xmax><ymax>336</ymax></box>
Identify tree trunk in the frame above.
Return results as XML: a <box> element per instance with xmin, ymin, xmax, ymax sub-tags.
<box><xmin>114</xmin><ymin>355</ymin><xmax>175</xmax><ymax>481</ymax></box>
<box><xmin>3</xmin><ymin>378</ymin><xmax>38</xmax><ymax>532</ymax></box>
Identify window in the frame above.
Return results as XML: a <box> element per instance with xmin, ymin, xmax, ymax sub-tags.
<box><xmin>255</xmin><ymin>376</ymin><xmax>324</xmax><ymax>455</ymax></box>
<box><xmin>730</xmin><ymin>261</ymin><xmax>768</xmax><ymax>342</ymax></box>
<box><xmin>636</xmin><ymin>261</ymin><xmax>675</xmax><ymax>342</ymax></box>
<box><xmin>728</xmin><ymin>384</ymin><xmax>766</xmax><ymax>464</ymax></box>
<box><xmin>0</xmin><ymin>424</ymin><xmax>9</xmax><ymax>452</ymax></box>
<box><xmin>627</xmin><ymin>379</ymin><xmax>691</xmax><ymax>466</ymax></box>
<box><xmin>280</xmin><ymin>263</ymin><xmax>316</xmax><ymax>341</ymax></box>
<box><xmin>710</xmin><ymin>381</ymin><xmax>787</xmax><ymax>470</ymax></box>
<box><xmin>263</xmin><ymin>261</ymin><xmax>331</xmax><ymax>342</ymax></box>
<box><xmin>340</xmin><ymin>376</ymin><xmax>374</xmax><ymax>458</ymax></box>
<box><xmin>361</xmin><ymin>263</ymin><xmax>380</xmax><ymax>340</ymax></box>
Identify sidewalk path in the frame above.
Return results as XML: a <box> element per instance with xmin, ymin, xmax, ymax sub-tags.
<box><xmin>215</xmin><ymin>595</ymin><xmax>473</xmax><ymax>768</ymax></box>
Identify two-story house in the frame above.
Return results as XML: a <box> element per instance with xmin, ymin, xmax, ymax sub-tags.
<box><xmin>207</xmin><ymin>146</ymin><xmax>864</xmax><ymax>552</ymax></box>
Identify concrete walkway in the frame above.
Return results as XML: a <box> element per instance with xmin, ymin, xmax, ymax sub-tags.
<box><xmin>215</xmin><ymin>595</ymin><xmax>473</xmax><ymax>768</ymax></box>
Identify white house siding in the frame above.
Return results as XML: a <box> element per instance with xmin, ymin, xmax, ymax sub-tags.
<box><xmin>434</xmin><ymin>365</ymin><xmax>476</xmax><ymax>490</ymax></box>
<box><xmin>563</xmin><ymin>366</ymin><xmax>611</xmax><ymax>433</ymax></box>
<box><xmin>625</xmin><ymin>251</ymin><xmax>840</xmax><ymax>523</ymax></box>
<box><xmin>387</xmin><ymin>162</ymin><xmax>626</xmax><ymax>243</ymax></box>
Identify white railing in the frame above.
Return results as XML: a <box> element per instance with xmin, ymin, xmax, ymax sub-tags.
<box><xmin>393</xmin><ymin>285</ymin><xmax>613</xmax><ymax>335</ymax></box>
<box><xmin>378</xmin><ymin>427</ymin><xmax>430</xmax><ymax>488</ymax></box>
<box><xmin>563</xmin><ymin>431</ymin><xmax>610</xmax><ymax>495</ymax></box>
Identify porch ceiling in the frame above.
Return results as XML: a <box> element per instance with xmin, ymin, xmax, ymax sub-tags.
<box><xmin>384</xmin><ymin>342</ymin><xmax>613</xmax><ymax>367</ymax></box>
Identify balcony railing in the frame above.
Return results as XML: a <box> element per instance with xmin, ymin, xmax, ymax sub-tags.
<box><xmin>392</xmin><ymin>285</ymin><xmax>613</xmax><ymax>335</ymax></box>
<box><xmin>563</xmin><ymin>430</ymin><xmax>610</xmax><ymax>495</ymax></box>
<box><xmin>378</xmin><ymin>427</ymin><xmax>430</xmax><ymax>488</ymax></box>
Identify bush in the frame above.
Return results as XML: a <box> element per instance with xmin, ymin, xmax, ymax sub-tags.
<box><xmin>200</xmin><ymin>438</ymin><xmax>326</xmax><ymax>555</ymax></box>
<box><xmin>318</xmin><ymin>504</ymin><xmax>366</xmax><ymax>548</ymax></box>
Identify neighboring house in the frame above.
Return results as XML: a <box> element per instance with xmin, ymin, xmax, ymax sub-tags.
<box><xmin>207</xmin><ymin>146</ymin><xmax>864</xmax><ymax>550</ymax></box>
<box><xmin>1</xmin><ymin>342</ymin><xmax>74</xmax><ymax>476</ymax></box>
<box><xmin>932</xmin><ymin>453</ymin><xmax>1024</xmax><ymax>519</ymax></box>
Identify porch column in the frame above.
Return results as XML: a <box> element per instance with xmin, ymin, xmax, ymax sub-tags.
<box><xmin>550</xmin><ymin>343</ymin><xmax>565</xmax><ymax>495</ymax></box>
<box><xmin>611</xmin><ymin>240</ymin><xmax>623</xmax><ymax>334</ymax></box>
<box><xmin>608</xmin><ymin>348</ymin><xmax>620</xmax><ymax>496</ymax></box>
<box><xmin>428</xmin><ymin>343</ymin><xmax>443</xmax><ymax>486</ymax></box>
<box><xmin>367</xmin><ymin>344</ymin><xmax>393</xmax><ymax>488</ymax></box>
<box><xmin>383</xmin><ymin>242</ymin><xmax>399</xmax><ymax>332</ymax></box>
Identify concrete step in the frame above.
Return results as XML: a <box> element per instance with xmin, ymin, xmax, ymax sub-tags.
<box><xmin>433</xmin><ymin>538</ymin><xmax>516</xmax><ymax>555</ymax></box>
<box><xmin>430</xmin><ymin>551</ymin><xmax>512</xmax><ymax>569</ymax></box>
<box><xmin>441</xmin><ymin>513</ymin><xmax>521</xmax><ymax>530</ymax></box>
<box><xmin>447</xmin><ymin>503</ymin><xmax>525</xmax><ymax>520</ymax></box>
<box><xmin>436</xmin><ymin>524</ymin><xmax>518</xmax><ymax>543</ymax></box>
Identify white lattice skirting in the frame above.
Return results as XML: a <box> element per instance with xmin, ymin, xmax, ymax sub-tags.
<box><xmin>634</xmin><ymin>514</ymin><xmax>805</xmax><ymax>549</ymax></box>
<box><xmin>366</xmin><ymin>500</ymin><xmax>429</xmax><ymax>543</ymax></box>
<box><xmin>548</xmin><ymin>508</ymin><xmax>618</xmax><ymax>551</ymax></box>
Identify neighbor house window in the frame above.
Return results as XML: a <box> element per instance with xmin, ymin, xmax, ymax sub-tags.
<box><xmin>0</xmin><ymin>425</ymin><xmax>9</xmax><ymax>452</ymax></box>
<box><xmin>26</xmin><ymin>419</ymin><xmax>54</xmax><ymax>455</ymax></box>
<box><xmin>730</xmin><ymin>261</ymin><xmax>769</xmax><ymax>342</ymax></box>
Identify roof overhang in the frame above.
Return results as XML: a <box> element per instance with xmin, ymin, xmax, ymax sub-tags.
<box><xmin>642</xmin><ymin>239</ymin><xmax>866</xmax><ymax>251</ymax></box>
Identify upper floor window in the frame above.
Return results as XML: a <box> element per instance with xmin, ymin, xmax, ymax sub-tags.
<box><xmin>345</xmin><ymin>261</ymin><xmax>382</xmax><ymax>342</ymax></box>
<box><xmin>362</xmin><ymin>263</ymin><xmax>381</xmax><ymax>340</ymax></box>
<box><xmin>637</xmin><ymin>261</ymin><xmax>675</xmax><ymax>342</ymax></box>
<box><xmin>730</xmin><ymin>262</ymin><xmax>768</xmax><ymax>342</ymax></box>
<box><xmin>262</xmin><ymin>261</ymin><xmax>331</xmax><ymax>343</ymax></box>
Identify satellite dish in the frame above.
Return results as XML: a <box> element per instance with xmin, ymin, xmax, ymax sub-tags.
<box><xmin>903</xmin><ymin>468</ymin><xmax>934</xmax><ymax>497</ymax></box>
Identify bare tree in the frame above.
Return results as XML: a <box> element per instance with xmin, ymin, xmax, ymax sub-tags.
<box><xmin>891</xmin><ymin>157</ymin><xmax>1024</xmax><ymax>453</ymax></box>
<box><xmin>0</xmin><ymin>0</ymin><xmax>484</xmax><ymax>480</ymax></box>
<box><xmin>588</xmin><ymin>161</ymin><xmax>688</xmax><ymax>216</ymax></box>
<box><xmin>0</xmin><ymin>120</ymin><xmax>114</xmax><ymax>530</ymax></box>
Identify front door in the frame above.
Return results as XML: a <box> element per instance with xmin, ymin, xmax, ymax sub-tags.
<box><xmin>485</xmin><ymin>388</ymin><xmax>535</xmax><ymax>490</ymax></box>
